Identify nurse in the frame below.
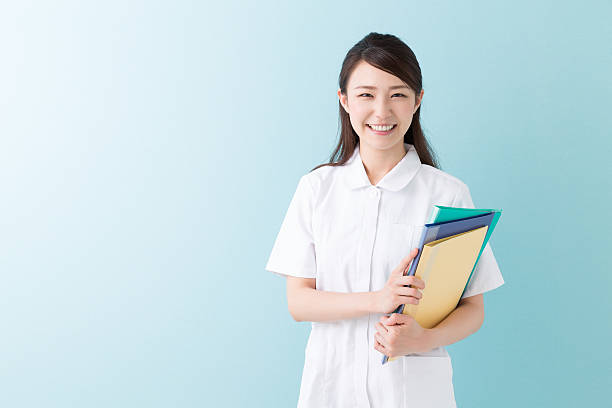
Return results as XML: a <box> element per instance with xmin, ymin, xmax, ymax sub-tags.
<box><xmin>265</xmin><ymin>32</ymin><xmax>504</xmax><ymax>408</ymax></box>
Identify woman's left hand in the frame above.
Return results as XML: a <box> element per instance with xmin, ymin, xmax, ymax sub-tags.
<box><xmin>374</xmin><ymin>313</ymin><xmax>434</xmax><ymax>357</ymax></box>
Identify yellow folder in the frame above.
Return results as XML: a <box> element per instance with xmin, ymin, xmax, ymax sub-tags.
<box><xmin>402</xmin><ymin>225</ymin><xmax>488</xmax><ymax>328</ymax></box>
<box><xmin>386</xmin><ymin>226</ymin><xmax>488</xmax><ymax>362</ymax></box>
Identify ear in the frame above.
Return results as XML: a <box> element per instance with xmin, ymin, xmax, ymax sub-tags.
<box><xmin>413</xmin><ymin>89</ymin><xmax>424</xmax><ymax>114</ymax></box>
<box><xmin>338</xmin><ymin>88</ymin><xmax>350</xmax><ymax>115</ymax></box>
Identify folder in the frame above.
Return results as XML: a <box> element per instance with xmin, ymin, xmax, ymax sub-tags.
<box><xmin>427</xmin><ymin>205</ymin><xmax>501</xmax><ymax>225</ymax></box>
<box><xmin>402</xmin><ymin>226</ymin><xmax>488</xmax><ymax>327</ymax></box>
<box><xmin>384</xmin><ymin>226</ymin><xmax>488</xmax><ymax>363</ymax></box>
<box><xmin>381</xmin><ymin>211</ymin><xmax>498</xmax><ymax>365</ymax></box>
<box><xmin>428</xmin><ymin>205</ymin><xmax>502</xmax><ymax>299</ymax></box>
<box><xmin>397</xmin><ymin>211</ymin><xmax>496</xmax><ymax>317</ymax></box>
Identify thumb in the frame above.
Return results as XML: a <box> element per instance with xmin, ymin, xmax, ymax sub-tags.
<box><xmin>394</xmin><ymin>247</ymin><xmax>419</xmax><ymax>276</ymax></box>
<box><xmin>387</xmin><ymin>312</ymin><xmax>412</xmax><ymax>325</ymax></box>
<box><xmin>386</xmin><ymin>313</ymin><xmax>401</xmax><ymax>325</ymax></box>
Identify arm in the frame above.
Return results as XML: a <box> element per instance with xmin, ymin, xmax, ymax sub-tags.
<box><xmin>374</xmin><ymin>293</ymin><xmax>485</xmax><ymax>357</ymax></box>
<box><xmin>286</xmin><ymin>249</ymin><xmax>424</xmax><ymax>323</ymax></box>
<box><xmin>286</xmin><ymin>276</ymin><xmax>377</xmax><ymax>322</ymax></box>
<box><xmin>426</xmin><ymin>293</ymin><xmax>485</xmax><ymax>348</ymax></box>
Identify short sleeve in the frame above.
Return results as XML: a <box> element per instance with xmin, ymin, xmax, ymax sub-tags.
<box><xmin>452</xmin><ymin>183</ymin><xmax>505</xmax><ymax>299</ymax></box>
<box><xmin>264</xmin><ymin>175</ymin><xmax>317</xmax><ymax>279</ymax></box>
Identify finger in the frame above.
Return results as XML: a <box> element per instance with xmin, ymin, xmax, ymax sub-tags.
<box><xmin>397</xmin><ymin>275</ymin><xmax>426</xmax><ymax>289</ymax></box>
<box><xmin>393</xmin><ymin>294</ymin><xmax>419</xmax><ymax>305</ymax></box>
<box><xmin>380</xmin><ymin>315</ymin><xmax>393</xmax><ymax>324</ymax></box>
<box><xmin>384</xmin><ymin>313</ymin><xmax>400</xmax><ymax>325</ymax></box>
<box><xmin>380</xmin><ymin>315</ymin><xmax>401</xmax><ymax>326</ymax></box>
<box><xmin>374</xmin><ymin>340</ymin><xmax>389</xmax><ymax>357</ymax></box>
<box><xmin>375</xmin><ymin>322</ymin><xmax>388</xmax><ymax>333</ymax></box>
<box><xmin>396</xmin><ymin>275</ymin><xmax>425</xmax><ymax>289</ymax></box>
<box><xmin>387</xmin><ymin>312</ymin><xmax>410</xmax><ymax>325</ymax></box>
<box><xmin>380</xmin><ymin>316</ymin><xmax>391</xmax><ymax>328</ymax></box>
<box><xmin>390</xmin><ymin>312</ymin><xmax>413</xmax><ymax>325</ymax></box>
<box><xmin>396</xmin><ymin>286</ymin><xmax>423</xmax><ymax>300</ymax></box>
<box><xmin>393</xmin><ymin>248</ymin><xmax>419</xmax><ymax>277</ymax></box>
<box><xmin>375</xmin><ymin>332</ymin><xmax>390</xmax><ymax>349</ymax></box>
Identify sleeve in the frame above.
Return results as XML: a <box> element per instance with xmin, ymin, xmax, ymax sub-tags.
<box><xmin>264</xmin><ymin>175</ymin><xmax>317</xmax><ymax>279</ymax></box>
<box><xmin>452</xmin><ymin>183</ymin><xmax>505</xmax><ymax>299</ymax></box>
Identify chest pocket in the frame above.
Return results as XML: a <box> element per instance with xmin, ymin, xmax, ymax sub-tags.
<box><xmin>371</xmin><ymin>222</ymin><xmax>425</xmax><ymax>290</ymax></box>
<box><xmin>383</xmin><ymin>222</ymin><xmax>424</xmax><ymax>266</ymax></box>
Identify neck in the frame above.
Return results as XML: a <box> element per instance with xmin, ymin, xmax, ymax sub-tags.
<box><xmin>359</xmin><ymin>142</ymin><xmax>407</xmax><ymax>186</ymax></box>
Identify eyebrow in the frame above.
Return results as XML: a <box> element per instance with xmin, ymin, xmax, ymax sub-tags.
<box><xmin>353</xmin><ymin>85</ymin><xmax>410</xmax><ymax>90</ymax></box>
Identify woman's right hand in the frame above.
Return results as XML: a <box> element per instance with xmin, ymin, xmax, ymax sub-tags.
<box><xmin>373</xmin><ymin>248</ymin><xmax>426</xmax><ymax>314</ymax></box>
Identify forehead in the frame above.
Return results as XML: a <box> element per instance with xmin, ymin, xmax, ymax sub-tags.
<box><xmin>348</xmin><ymin>60</ymin><xmax>408</xmax><ymax>90</ymax></box>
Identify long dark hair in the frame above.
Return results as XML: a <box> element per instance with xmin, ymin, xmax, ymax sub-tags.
<box><xmin>312</xmin><ymin>32</ymin><xmax>439</xmax><ymax>172</ymax></box>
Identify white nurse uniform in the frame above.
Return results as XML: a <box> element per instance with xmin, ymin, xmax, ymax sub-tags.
<box><xmin>265</xmin><ymin>142</ymin><xmax>505</xmax><ymax>407</ymax></box>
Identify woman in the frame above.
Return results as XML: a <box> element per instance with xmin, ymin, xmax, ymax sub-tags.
<box><xmin>265</xmin><ymin>32</ymin><xmax>504</xmax><ymax>408</ymax></box>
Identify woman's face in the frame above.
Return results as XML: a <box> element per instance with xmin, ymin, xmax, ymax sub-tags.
<box><xmin>338</xmin><ymin>60</ymin><xmax>424</xmax><ymax>154</ymax></box>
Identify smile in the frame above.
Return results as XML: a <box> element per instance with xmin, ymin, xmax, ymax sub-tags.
<box><xmin>367</xmin><ymin>124</ymin><xmax>397</xmax><ymax>134</ymax></box>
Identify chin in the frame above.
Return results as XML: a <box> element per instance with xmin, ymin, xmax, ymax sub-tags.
<box><xmin>361</xmin><ymin>136</ymin><xmax>404</xmax><ymax>150</ymax></box>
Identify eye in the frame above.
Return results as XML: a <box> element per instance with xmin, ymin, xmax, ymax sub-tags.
<box><xmin>358</xmin><ymin>93</ymin><xmax>406</xmax><ymax>98</ymax></box>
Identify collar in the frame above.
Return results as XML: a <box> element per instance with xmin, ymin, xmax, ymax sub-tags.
<box><xmin>343</xmin><ymin>142</ymin><xmax>421</xmax><ymax>191</ymax></box>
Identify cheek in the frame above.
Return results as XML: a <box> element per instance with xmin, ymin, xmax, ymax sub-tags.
<box><xmin>396</xmin><ymin>105</ymin><xmax>415</xmax><ymax>128</ymax></box>
<box><xmin>349</xmin><ymin>105</ymin><xmax>368</xmax><ymax>123</ymax></box>
<box><xmin>347</xmin><ymin>107</ymin><xmax>369</xmax><ymax>132</ymax></box>
<box><xmin>350</xmin><ymin>119</ymin><xmax>367</xmax><ymax>138</ymax></box>
<box><xmin>346</xmin><ymin>97</ymin><xmax>365</xmax><ymax>114</ymax></box>
<box><xmin>392</xmin><ymin>102</ymin><xmax>414</xmax><ymax>115</ymax></box>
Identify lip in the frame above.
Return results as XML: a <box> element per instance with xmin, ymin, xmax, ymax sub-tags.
<box><xmin>367</xmin><ymin>124</ymin><xmax>396</xmax><ymax>135</ymax></box>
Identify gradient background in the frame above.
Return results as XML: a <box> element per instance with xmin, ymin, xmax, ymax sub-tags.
<box><xmin>1</xmin><ymin>1</ymin><xmax>610</xmax><ymax>407</ymax></box>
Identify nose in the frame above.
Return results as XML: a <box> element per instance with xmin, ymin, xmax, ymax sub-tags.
<box><xmin>373</xmin><ymin>96</ymin><xmax>392</xmax><ymax>120</ymax></box>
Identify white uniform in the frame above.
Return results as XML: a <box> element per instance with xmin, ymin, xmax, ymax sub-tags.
<box><xmin>265</xmin><ymin>142</ymin><xmax>505</xmax><ymax>407</ymax></box>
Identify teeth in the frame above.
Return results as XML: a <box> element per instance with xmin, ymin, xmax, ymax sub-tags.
<box><xmin>369</xmin><ymin>124</ymin><xmax>395</xmax><ymax>131</ymax></box>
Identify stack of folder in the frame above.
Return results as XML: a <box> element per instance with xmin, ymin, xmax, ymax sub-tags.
<box><xmin>382</xmin><ymin>205</ymin><xmax>502</xmax><ymax>364</ymax></box>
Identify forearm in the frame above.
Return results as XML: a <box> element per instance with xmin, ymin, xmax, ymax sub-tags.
<box><xmin>288</xmin><ymin>287</ymin><xmax>377</xmax><ymax>322</ymax></box>
<box><xmin>426</xmin><ymin>300</ymin><xmax>484</xmax><ymax>349</ymax></box>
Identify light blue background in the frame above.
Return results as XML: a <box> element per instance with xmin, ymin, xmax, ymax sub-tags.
<box><xmin>1</xmin><ymin>1</ymin><xmax>610</xmax><ymax>406</ymax></box>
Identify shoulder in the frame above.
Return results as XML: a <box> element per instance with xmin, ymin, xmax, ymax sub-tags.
<box><xmin>302</xmin><ymin>162</ymin><xmax>342</xmax><ymax>191</ymax></box>
<box><xmin>416</xmin><ymin>163</ymin><xmax>470</xmax><ymax>196</ymax></box>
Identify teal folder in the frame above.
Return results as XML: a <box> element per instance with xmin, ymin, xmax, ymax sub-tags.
<box><xmin>428</xmin><ymin>205</ymin><xmax>502</xmax><ymax>299</ymax></box>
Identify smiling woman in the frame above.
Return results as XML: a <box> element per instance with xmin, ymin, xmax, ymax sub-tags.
<box><xmin>340</xmin><ymin>62</ymin><xmax>422</xmax><ymax>176</ymax></box>
<box><xmin>312</xmin><ymin>36</ymin><xmax>438</xmax><ymax>186</ymax></box>
<box><xmin>265</xmin><ymin>32</ymin><xmax>504</xmax><ymax>408</ymax></box>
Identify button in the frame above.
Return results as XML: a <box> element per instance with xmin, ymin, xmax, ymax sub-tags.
<box><xmin>370</xmin><ymin>187</ymin><xmax>379</xmax><ymax>198</ymax></box>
